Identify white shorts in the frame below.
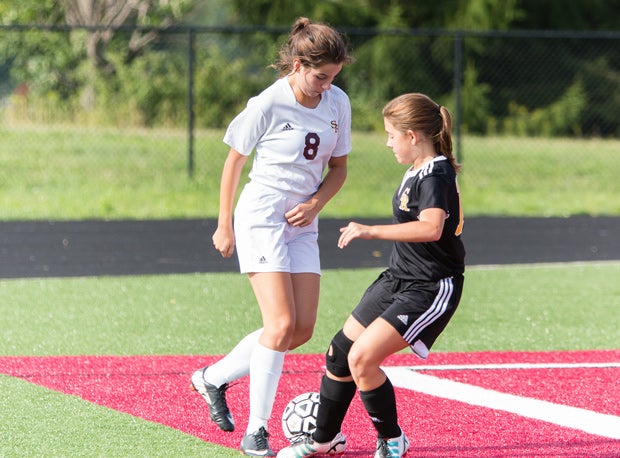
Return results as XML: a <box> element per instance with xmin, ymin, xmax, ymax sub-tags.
<box><xmin>234</xmin><ymin>182</ymin><xmax>321</xmax><ymax>275</ymax></box>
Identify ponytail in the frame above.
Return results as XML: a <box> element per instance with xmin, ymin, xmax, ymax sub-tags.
<box><xmin>383</xmin><ymin>94</ymin><xmax>461</xmax><ymax>173</ymax></box>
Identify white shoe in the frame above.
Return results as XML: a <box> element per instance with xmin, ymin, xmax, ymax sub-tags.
<box><xmin>276</xmin><ymin>432</ymin><xmax>347</xmax><ymax>457</ymax></box>
<box><xmin>374</xmin><ymin>431</ymin><xmax>410</xmax><ymax>458</ymax></box>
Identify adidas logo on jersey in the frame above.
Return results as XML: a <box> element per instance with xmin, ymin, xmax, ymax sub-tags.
<box><xmin>282</xmin><ymin>122</ymin><xmax>293</xmax><ymax>131</ymax></box>
<box><xmin>397</xmin><ymin>314</ymin><xmax>408</xmax><ymax>325</ymax></box>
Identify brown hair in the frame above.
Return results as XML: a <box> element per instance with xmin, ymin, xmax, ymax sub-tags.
<box><xmin>382</xmin><ymin>93</ymin><xmax>461</xmax><ymax>173</ymax></box>
<box><xmin>272</xmin><ymin>17</ymin><xmax>353</xmax><ymax>76</ymax></box>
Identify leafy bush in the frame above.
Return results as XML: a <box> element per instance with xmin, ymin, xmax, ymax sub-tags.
<box><xmin>501</xmin><ymin>78</ymin><xmax>586</xmax><ymax>136</ymax></box>
<box><xmin>194</xmin><ymin>43</ymin><xmax>272</xmax><ymax>128</ymax></box>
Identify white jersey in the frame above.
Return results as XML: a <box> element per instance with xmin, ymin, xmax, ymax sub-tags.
<box><xmin>223</xmin><ymin>77</ymin><xmax>352</xmax><ymax>198</ymax></box>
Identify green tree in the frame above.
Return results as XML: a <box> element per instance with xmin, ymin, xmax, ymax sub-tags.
<box><xmin>1</xmin><ymin>0</ymin><xmax>617</xmax><ymax>134</ymax></box>
<box><xmin>0</xmin><ymin>0</ymin><xmax>194</xmax><ymax>96</ymax></box>
<box><xmin>0</xmin><ymin>0</ymin><xmax>196</xmax><ymax>124</ymax></box>
<box><xmin>513</xmin><ymin>0</ymin><xmax>620</xmax><ymax>31</ymax></box>
<box><xmin>61</xmin><ymin>0</ymin><xmax>194</xmax><ymax>76</ymax></box>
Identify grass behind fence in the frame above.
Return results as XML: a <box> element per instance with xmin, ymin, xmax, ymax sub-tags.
<box><xmin>1</xmin><ymin>125</ymin><xmax>618</xmax><ymax>220</ymax></box>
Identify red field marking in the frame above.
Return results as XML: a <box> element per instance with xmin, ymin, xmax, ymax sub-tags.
<box><xmin>1</xmin><ymin>351</ymin><xmax>618</xmax><ymax>457</ymax></box>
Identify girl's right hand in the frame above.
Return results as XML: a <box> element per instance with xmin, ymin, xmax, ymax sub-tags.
<box><xmin>212</xmin><ymin>226</ymin><xmax>235</xmax><ymax>258</ymax></box>
<box><xmin>338</xmin><ymin>222</ymin><xmax>372</xmax><ymax>249</ymax></box>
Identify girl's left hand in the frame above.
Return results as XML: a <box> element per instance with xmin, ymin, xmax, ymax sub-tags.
<box><xmin>285</xmin><ymin>202</ymin><xmax>318</xmax><ymax>227</ymax></box>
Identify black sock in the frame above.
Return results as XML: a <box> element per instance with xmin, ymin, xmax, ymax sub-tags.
<box><xmin>359</xmin><ymin>377</ymin><xmax>401</xmax><ymax>439</ymax></box>
<box><xmin>312</xmin><ymin>375</ymin><xmax>357</xmax><ymax>443</ymax></box>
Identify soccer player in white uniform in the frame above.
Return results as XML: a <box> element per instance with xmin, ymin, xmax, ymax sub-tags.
<box><xmin>278</xmin><ymin>94</ymin><xmax>465</xmax><ymax>458</ymax></box>
<box><xmin>190</xmin><ymin>17</ymin><xmax>353</xmax><ymax>457</ymax></box>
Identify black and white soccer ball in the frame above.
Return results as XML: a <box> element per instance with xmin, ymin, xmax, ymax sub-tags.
<box><xmin>281</xmin><ymin>391</ymin><xmax>320</xmax><ymax>442</ymax></box>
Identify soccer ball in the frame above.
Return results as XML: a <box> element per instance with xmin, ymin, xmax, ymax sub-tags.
<box><xmin>281</xmin><ymin>391</ymin><xmax>320</xmax><ymax>442</ymax></box>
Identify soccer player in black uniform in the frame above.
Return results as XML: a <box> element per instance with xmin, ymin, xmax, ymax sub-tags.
<box><xmin>277</xmin><ymin>93</ymin><xmax>465</xmax><ymax>458</ymax></box>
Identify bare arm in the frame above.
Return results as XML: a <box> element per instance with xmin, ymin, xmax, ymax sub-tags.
<box><xmin>337</xmin><ymin>207</ymin><xmax>446</xmax><ymax>249</ymax></box>
<box><xmin>212</xmin><ymin>148</ymin><xmax>248</xmax><ymax>257</ymax></box>
<box><xmin>285</xmin><ymin>155</ymin><xmax>348</xmax><ymax>227</ymax></box>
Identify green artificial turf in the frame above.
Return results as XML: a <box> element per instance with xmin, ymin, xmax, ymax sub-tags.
<box><xmin>1</xmin><ymin>262</ymin><xmax>618</xmax><ymax>456</ymax></box>
<box><xmin>1</xmin><ymin>263</ymin><xmax>618</xmax><ymax>356</ymax></box>
<box><xmin>0</xmin><ymin>375</ymin><xmax>219</xmax><ymax>456</ymax></box>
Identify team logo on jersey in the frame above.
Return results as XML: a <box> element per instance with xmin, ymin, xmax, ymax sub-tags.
<box><xmin>399</xmin><ymin>187</ymin><xmax>410</xmax><ymax>211</ymax></box>
<box><xmin>282</xmin><ymin>122</ymin><xmax>293</xmax><ymax>131</ymax></box>
<box><xmin>330</xmin><ymin>120</ymin><xmax>338</xmax><ymax>133</ymax></box>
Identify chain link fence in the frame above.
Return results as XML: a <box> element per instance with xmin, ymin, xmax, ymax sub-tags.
<box><xmin>1</xmin><ymin>25</ymin><xmax>618</xmax><ymax>219</ymax></box>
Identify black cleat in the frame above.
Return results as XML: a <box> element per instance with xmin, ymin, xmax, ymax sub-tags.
<box><xmin>240</xmin><ymin>427</ymin><xmax>275</xmax><ymax>457</ymax></box>
<box><xmin>190</xmin><ymin>366</ymin><xmax>235</xmax><ymax>432</ymax></box>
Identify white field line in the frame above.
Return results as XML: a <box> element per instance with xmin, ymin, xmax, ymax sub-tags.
<box><xmin>467</xmin><ymin>260</ymin><xmax>620</xmax><ymax>270</ymax></box>
<box><xmin>403</xmin><ymin>361</ymin><xmax>620</xmax><ymax>371</ymax></box>
<box><xmin>383</xmin><ymin>366</ymin><xmax>620</xmax><ymax>440</ymax></box>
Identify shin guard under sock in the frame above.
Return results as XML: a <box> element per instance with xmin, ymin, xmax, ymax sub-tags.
<box><xmin>313</xmin><ymin>375</ymin><xmax>357</xmax><ymax>443</ymax></box>
<box><xmin>359</xmin><ymin>377</ymin><xmax>401</xmax><ymax>439</ymax></box>
<box><xmin>247</xmin><ymin>343</ymin><xmax>285</xmax><ymax>433</ymax></box>
<box><xmin>204</xmin><ymin>328</ymin><xmax>262</xmax><ymax>387</ymax></box>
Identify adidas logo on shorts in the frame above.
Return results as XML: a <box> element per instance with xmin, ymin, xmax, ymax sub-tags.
<box><xmin>397</xmin><ymin>314</ymin><xmax>408</xmax><ymax>325</ymax></box>
<box><xmin>258</xmin><ymin>256</ymin><xmax>268</xmax><ymax>264</ymax></box>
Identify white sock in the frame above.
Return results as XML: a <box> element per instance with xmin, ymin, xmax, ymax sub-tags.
<box><xmin>246</xmin><ymin>343</ymin><xmax>286</xmax><ymax>433</ymax></box>
<box><xmin>203</xmin><ymin>328</ymin><xmax>262</xmax><ymax>387</ymax></box>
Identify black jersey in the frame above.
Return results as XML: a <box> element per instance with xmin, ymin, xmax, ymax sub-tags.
<box><xmin>389</xmin><ymin>156</ymin><xmax>465</xmax><ymax>281</ymax></box>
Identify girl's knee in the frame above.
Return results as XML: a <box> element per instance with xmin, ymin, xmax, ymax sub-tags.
<box><xmin>347</xmin><ymin>345</ymin><xmax>366</xmax><ymax>376</ymax></box>
<box><xmin>289</xmin><ymin>321</ymin><xmax>318</xmax><ymax>349</ymax></box>
<box><xmin>262</xmin><ymin>321</ymin><xmax>295</xmax><ymax>349</ymax></box>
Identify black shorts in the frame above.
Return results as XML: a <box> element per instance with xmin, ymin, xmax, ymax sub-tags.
<box><xmin>351</xmin><ymin>269</ymin><xmax>464</xmax><ymax>358</ymax></box>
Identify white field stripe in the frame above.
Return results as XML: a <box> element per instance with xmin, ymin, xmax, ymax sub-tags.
<box><xmin>383</xmin><ymin>367</ymin><xmax>620</xmax><ymax>440</ymax></box>
<box><xmin>405</xmin><ymin>361</ymin><xmax>620</xmax><ymax>371</ymax></box>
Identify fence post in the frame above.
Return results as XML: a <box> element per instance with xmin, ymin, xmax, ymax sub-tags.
<box><xmin>453</xmin><ymin>31</ymin><xmax>463</xmax><ymax>164</ymax></box>
<box><xmin>187</xmin><ymin>28</ymin><xmax>195</xmax><ymax>178</ymax></box>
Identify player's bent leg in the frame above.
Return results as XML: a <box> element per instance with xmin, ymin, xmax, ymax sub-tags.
<box><xmin>360</xmin><ymin>377</ymin><xmax>400</xmax><ymax>440</ymax></box>
<box><xmin>313</xmin><ymin>374</ymin><xmax>356</xmax><ymax>444</ymax></box>
<box><xmin>249</xmin><ymin>272</ymin><xmax>297</xmax><ymax>351</ymax></box>
<box><xmin>244</xmin><ymin>273</ymin><xmax>296</xmax><ymax>455</ymax></box>
<box><xmin>288</xmin><ymin>272</ymin><xmax>320</xmax><ymax>350</ymax></box>
<box><xmin>301</xmin><ymin>331</ymin><xmax>357</xmax><ymax>445</ymax></box>
<box><xmin>347</xmin><ymin>317</ymin><xmax>408</xmax><ymax>391</ymax></box>
<box><xmin>325</xmin><ymin>329</ymin><xmax>354</xmax><ymax>377</ymax></box>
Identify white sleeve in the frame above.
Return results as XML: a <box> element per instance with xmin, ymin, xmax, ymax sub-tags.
<box><xmin>332</xmin><ymin>90</ymin><xmax>352</xmax><ymax>157</ymax></box>
<box><xmin>223</xmin><ymin>97</ymin><xmax>268</xmax><ymax>156</ymax></box>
